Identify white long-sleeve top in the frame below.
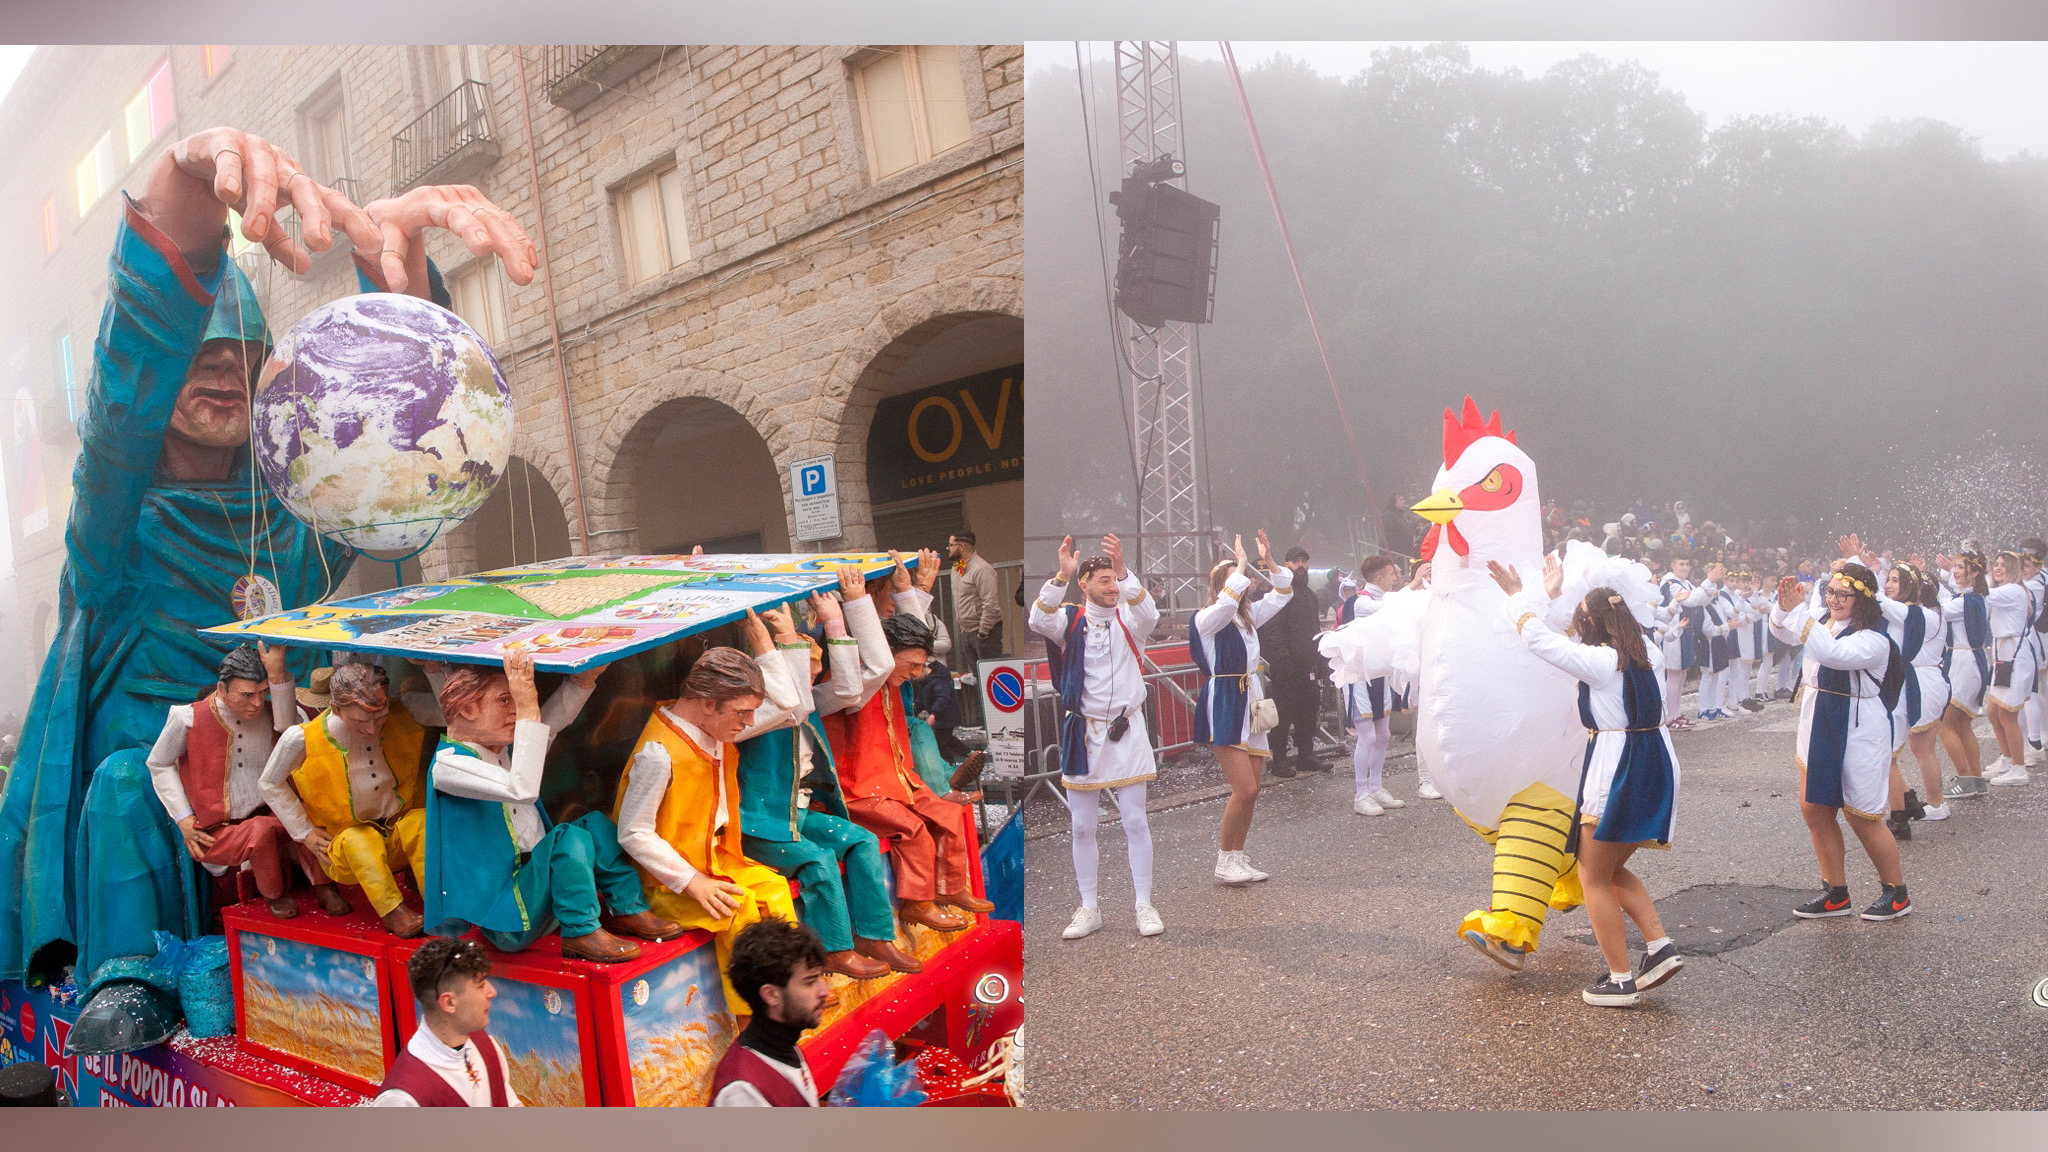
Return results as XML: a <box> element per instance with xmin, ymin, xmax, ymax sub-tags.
<box><xmin>1192</xmin><ymin>566</ymin><xmax>1293</xmax><ymax>745</ymax></box>
<box><xmin>368</xmin><ymin>1027</ymin><xmax>523</xmax><ymax>1108</ymax></box>
<box><xmin>1193</xmin><ymin>566</ymin><xmax>1294</xmax><ymax>652</ymax></box>
<box><xmin>1986</xmin><ymin>581</ymin><xmax>2033</xmax><ymax>659</ymax></box>
<box><xmin>1874</xmin><ymin>592</ymin><xmax>1944</xmax><ymax>670</ymax></box>
<box><xmin>1507</xmin><ymin>586</ymin><xmax>1677</xmax><ymax>817</ymax></box>
<box><xmin>1771</xmin><ymin>601</ymin><xmax>1895</xmax><ymax>782</ymax></box>
<box><xmin>813</xmin><ymin>594</ymin><xmax>912</xmax><ymax>716</ymax></box>
<box><xmin>1028</xmin><ymin>572</ymin><xmax>1159</xmax><ymax>718</ymax></box>
<box><xmin>260</xmin><ymin>692</ymin><xmax>437</xmax><ymax>843</ymax></box>
<box><xmin>146</xmin><ymin>683</ymin><xmax>300</xmax><ymax>824</ymax></box>
<box><xmin>429</xmin><ymin>682</ymin><xmax>592</xmax><ymax>853</ymax></box>
<box><xmin>614</xmin><ymin>709</ymin><xmax>731</xmax><ymax>894</ymax></box>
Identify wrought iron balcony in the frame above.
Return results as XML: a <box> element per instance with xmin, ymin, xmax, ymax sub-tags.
<box><xmin>542</xmin><ymin>45</ymin><xmax>671</xmax><ymax>113</ymax></box>
<box><xmin>390</xmin><ymin>80</ymin><xmax>501</xmax><ymax>195</ymax></box>
<box><xmin>273</xmin><ymin>177</ymin><xmax>364</xmax><ymax>274</ymax></box>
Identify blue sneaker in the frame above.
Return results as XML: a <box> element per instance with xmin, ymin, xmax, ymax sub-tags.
<box><xmin>1461</xmin><ymin>928</ymin><xmax>1528</xmax><ymax>972</ymax></box>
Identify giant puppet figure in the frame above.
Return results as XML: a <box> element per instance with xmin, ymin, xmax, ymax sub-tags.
<box><xmin>1321</xmin><ymin>399</ymin><xmax>1661</xmax><ymax>971</ymax></box>
<box><xmin>0</xmin><ymin>126</ymin><xmax>537</xmax><ymax>982</ymax></box>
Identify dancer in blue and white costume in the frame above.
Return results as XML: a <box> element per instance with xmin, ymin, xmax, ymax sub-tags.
<box><xmin>1935</xmin><ymin>550</ymin><xmax>1993</xmax><ymax>801</ymax></box>
<box><xmin>1491</xmin><ymin>553</ymin><xmax>1681</xmax><ymax>1009</ymax></box>
<box><xmin>1873</xmin><ymin>561</ymin><xmax>1952</xmax><ymax>832</ymax></box>
<box><xmin>1979</xmin><ymin>550</ymin><xmax>2038</xmax><ymax>787</ymax></box>
<box><xmin>1191</xmin><ymin>531</ymin><xmax>1294</xmax><ymax>885</ymax></box>
<box><xmin>1770</xmin><ymin>563</ymin><xmax>1911</xmax><ymax>924</ymax></box>
<box><xmin>1337</xmin><ymin>555</ymin><xmax>1418</xmax><ymax>817</ymax></box>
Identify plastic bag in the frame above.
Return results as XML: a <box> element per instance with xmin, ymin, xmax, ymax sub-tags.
<box><xmin>173</xmin><ymin>934</ymin><xmax>233</xmax><ymax>1039</ymax></box>
<box><xmin>824</xmin><ymin>1030</ymin><xmax>927</xmax><ymax>1107</ymax></box>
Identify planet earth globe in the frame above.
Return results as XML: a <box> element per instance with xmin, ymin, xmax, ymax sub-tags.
<box><xmin>254</xmin><ymin>293</ymin><xmax>513</xmax><ymax>554</ymax></box>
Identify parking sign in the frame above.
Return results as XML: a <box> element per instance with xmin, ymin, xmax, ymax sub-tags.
<box><xmin>789</xmin><ymin>454</ymin><xmax>842</xmax><ymax>542</ymax></box>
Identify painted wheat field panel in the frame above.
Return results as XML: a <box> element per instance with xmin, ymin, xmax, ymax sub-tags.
<box><xmin>423</xmin><ymin>976</ymin><xmax>586</xmax><ymax>1106</ymax></box>
<box><xmin>238</xmin><ymin>932</ymin><xmax>385</xmax><ymax>1084</ymax></box>
<box><xmin>618</xmin><ymin>945</ymin><xmax>737</xmax><ymax>1107</ymax></box>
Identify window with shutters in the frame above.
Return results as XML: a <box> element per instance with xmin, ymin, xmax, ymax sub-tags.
<box><xmin>852</xmin><ymin>47</ymin><xmax>971</xmax><ymax>183</ymax></box>
<box><xmin>448</xmin><ymin>261</ymin><xmax>510</xmax><ymax>349</ymax></box>
<box><xmin>613</xmin><ymin>167</ymin><xmax>691</xmax><ymax>285</ymax></box>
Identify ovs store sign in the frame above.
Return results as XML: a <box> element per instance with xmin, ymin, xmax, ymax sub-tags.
<box><xmin>866</xmin><ymin>364</ymin><xmax>1023</xmax><ymax>500</ymax></box>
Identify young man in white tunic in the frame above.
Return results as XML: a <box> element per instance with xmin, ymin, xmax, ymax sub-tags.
<box><xmin>1030</xmin><ymin>534</ymin><xmax>1164</xmax><ymax>940</ymax></box>
<box><xmin>371</xmin><ymin>937</ymin><xmax>522</xmax><ymax>1107</ymax></box>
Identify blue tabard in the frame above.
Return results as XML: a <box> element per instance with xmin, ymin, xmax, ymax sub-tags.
<box><xmin>1569</xmin><ymin>665</ymin><xmax>1676</xmax><ymax>850</ymax></box>
<box><xmin>1189</xmin><ymin>609</ymin><xmax>1250</xmax><ymax>747</ymax></box>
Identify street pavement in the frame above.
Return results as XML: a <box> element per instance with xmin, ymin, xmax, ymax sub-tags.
<box><xmin>1021</xmin><ymin>698</ymin><xmax>2048</xmax><ymax>1110</ymax></box>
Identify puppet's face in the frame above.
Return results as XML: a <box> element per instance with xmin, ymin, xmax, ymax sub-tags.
<box><xmin>220</xmin><ymin>677</ymin><xmax>270</xmax><ymax>721</ymax></box>
<box><xmin>170</xmin><ymin>339</ymin><xmax>264</xmax><ymax>448</ymax></box>
<box><xmin>458</xmin><ymin>673</ymin><xmax>520</xmax><ymax>747</ymax></box>
<box><xmin>890</xmin><ymin>647</ymin><xmax>930</xmax><ymax>686</ymax></box>
<box><xmin>700</xmin><ymin>695</ymin><xmax>762</xmax><ymax>744</ymax></box>
<box><xmin>334</xmin><ymin>688</ymin><xmax>391</xmax><ymax>740</ymax></box>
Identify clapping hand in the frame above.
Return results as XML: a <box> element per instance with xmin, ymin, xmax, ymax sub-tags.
<box><xmin>1543</xmin><ymin>552</ymin><xmax>1566</xmax><ymax>600</ymax></box>
<box><xmin>1485</xmin><ymin>560</ymin><xmax>1522</xmax><ymax>596</ymax></box>
<box><xmin>1057</xmin><ymin>536</ymin><xmax>1079</xmax><ymax>581</ymax></box>
<box><xmin>1103</xmin><ymin>533</ymin><xmax>1127</xmax><ymax>580</ymax></box>
<box><xmin>1777</xmin><ymin>576</ymin><xmax>1804</xmax><ymax>612</ymax></box>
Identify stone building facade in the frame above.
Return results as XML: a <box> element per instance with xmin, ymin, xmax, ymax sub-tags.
<box><xmin>0</xmin><ymin>44</ymin><xmax>1024</xmax><ymax>686</ymax></box>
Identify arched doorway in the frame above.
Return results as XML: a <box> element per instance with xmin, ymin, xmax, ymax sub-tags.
<box><xmin>855</xmin><ymin>312</ymin><xmax>1024</xmax><ymax>724</ymax></box>
<box><xmin>464</xmin><ymin>457</ymin><xmax>575</xmax><ymax>570</ymax></box>
<box><xmin>632</xmin><ymin>398</ymin><xmax>788</xmax><ymax>554</ymax></box>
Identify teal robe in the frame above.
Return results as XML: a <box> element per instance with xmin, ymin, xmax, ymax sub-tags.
<box><xmin>0</xmin><ymin>200</ymin><xmax>365</xmax><ymax>981</ymax></box>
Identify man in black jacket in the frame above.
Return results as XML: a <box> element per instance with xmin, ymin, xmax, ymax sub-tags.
<box><xmin>1260</xmin><ymin>546</ymin><xmax>1327</xmax><ymax>778</ymax></box>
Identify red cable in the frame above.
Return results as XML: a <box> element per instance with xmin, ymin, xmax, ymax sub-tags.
<box><xmin>1219</xmin><ymin>41</ymin><xmax>1380</xmax><ymax>532</ymax></box>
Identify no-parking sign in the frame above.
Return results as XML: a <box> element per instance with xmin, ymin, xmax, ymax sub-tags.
<box><xmin>978</xmin><ymin>660</ymin><xmax>1029</xmax><ymax>776</ymax></box>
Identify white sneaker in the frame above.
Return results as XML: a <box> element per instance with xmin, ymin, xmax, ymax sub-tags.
<box><xmin>1416</xmin><ymin>779</ymin><xmax>1443</xmax><ymax>800</ymax></box>
<box><xmin>1988</xmin><ymin>756</ymin><xmax>2014</xmax><ymax>779</ymax></box>
<box><xmin>1236</xmin><ymin>851</ymin><xmax>1270</xmax><ymax>882</ymax></box>
<box><xmin>1372</xmin><ymin>788</ymin><xmax>1406</xmax><ymax>810</ymax></box>
<box><xmin>1061</xmin><ymin>905</ymin><xmax>1102</xmax><ymax>940</ymax></box>
<box><xmin>1921</xmin><ymin>802</ymin><xmax>1951</xmax><ymax>821</ymax></box>
<box><xmin>1993</xmin><ymin>765</ymin><xmax>2031</xmax><ymax>786</ymax></box>
<box><xmin>1215</xmin><ymin>851</ymin><xmax>1258</xmax><ymax>885</ymax></box>
<box><xmin>2028</xmin><ymin>744</ymin><xmax>2044</xmax><ymax>766</ymax></box>
<box><xmin>1135</xmin><ymin>903</ymin><xmax>1164</xmax><ymax>936</ymax></box>
<box><xmin>1353</xmin><ymin>793</ymin><xmax>1385</xmax><ymax>816</ymax></box>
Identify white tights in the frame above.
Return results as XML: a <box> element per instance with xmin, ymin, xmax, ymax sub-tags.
<box><xmin>2024</xmin><ymin>691</ymin><xmax>2042</xmax><ymax>745</ymax></box>
<box><xmin>1070</xmin><ymin>782</ymin><xmax>1154</xmax><ymax>910</ymax></box>
<box><xmin>1698</xmin><ymin>667</ymin><xmax>1722</xmax><ymax>713</ymax></box>
<box><xmin>1728</xmin><ymin>660</ymin><xmax>1753</xmax><ymax>709</ymax></box>
<box><xmin>1776</xmin><ymin>651</ymin><xmax>1800</xmax><ymax>692</ymax></box>
<box><xmin>1352</xmin><ymin>714</ymin><xmax>1392</xmax><ymax>799</ymax></box>
<box><xmin>1663</xmin><ymin>669</ymin><xmax>1686</xmax><ymax>723</ymax></box>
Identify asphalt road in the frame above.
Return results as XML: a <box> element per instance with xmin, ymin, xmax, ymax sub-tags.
<box><xmin>1021</xmin><ymin>698</ymin><xmax>2048</xmax><ymax>1110</ymax></box>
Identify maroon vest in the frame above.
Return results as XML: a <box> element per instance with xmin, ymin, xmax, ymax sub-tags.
<box><xmin>176</xmin><ymin>693</ymin><xmax>234</xmax><ymax>831</ymax></box>
<box><xmin>377</xmin><ymin>1031</ymin><xmax>508</xmax><ymax>1107</ymax></box>
<box><xmin>710</xmin><ymin>1044</ymin><xmax>818</xmax><ymax>1107</ymax></box>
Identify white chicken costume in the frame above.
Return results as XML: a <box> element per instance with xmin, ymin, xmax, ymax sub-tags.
<box><xmin>1322</xmin><ymin>399</ymin><xmax>1658</xmax><ymax>968</ymax></box>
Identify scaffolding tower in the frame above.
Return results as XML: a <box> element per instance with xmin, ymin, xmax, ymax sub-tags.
<box><xmin>1113</xmin><ymin>41</ymin><xmax>1209</xmax><ymax>615</ymax></box>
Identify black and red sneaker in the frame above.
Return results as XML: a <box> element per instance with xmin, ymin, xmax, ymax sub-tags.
<box><xmin>1862</xmin><ymin>884</ymin><xmax>1912</xmax><ymax>922</ymax></box>
<box><xmin>1794</xmin><ymin>885</ymin><xmax>1853</xmax><ymax>918</ymax></box>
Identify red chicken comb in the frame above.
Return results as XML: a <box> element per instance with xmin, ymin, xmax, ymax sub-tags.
<box><xmin>1441</xmin><ymin>395</ymin><xmax>1515</xmax><ymax>466</ymax></box>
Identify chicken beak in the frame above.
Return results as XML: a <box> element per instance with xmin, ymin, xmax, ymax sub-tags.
<box><xmin>1411</xmin><ymin>488</ymin><xmax>1463</xmax><ymax>526</ymax></box>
